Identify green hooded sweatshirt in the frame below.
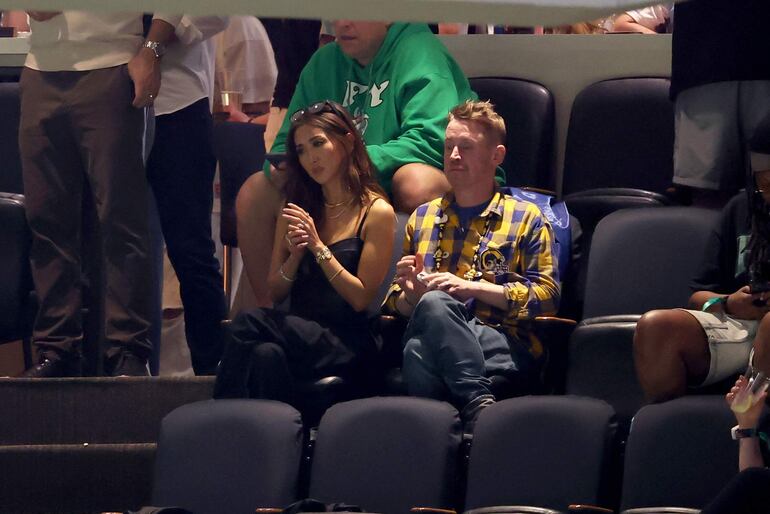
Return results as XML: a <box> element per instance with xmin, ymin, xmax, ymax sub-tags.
<box><xmin>266</xmin><ymin>23</ymin><xmax>504</xmax><ymax>193</ymax></box>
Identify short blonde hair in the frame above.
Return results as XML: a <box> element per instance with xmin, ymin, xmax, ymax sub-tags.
<box><xmin>448</xmin><ymin>100</ymin><xmax>506</xmax><ymax>146</ymax></box>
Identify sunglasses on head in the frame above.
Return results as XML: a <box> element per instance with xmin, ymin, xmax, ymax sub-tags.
<box><xmin>290</xmin><ymin>101</ymin><xmax>348</xmax><ymax>124</ymax></box>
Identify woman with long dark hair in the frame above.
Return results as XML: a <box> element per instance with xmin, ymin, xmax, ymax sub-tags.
<box><xmin>214</xmin><ymin>100</ymin><xmax>395</xmax><ymax>402</ymax></box>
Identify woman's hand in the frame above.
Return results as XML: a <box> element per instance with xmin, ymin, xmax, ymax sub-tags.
<box><xmin>281</xmin><ymin>203</ymin><xmax>323</xmax><ymax>254</ymax></box>
<box><xmin>726</xmin><ymin>375</ymin><xmax>767</xmax><ymax>428</ymax></box>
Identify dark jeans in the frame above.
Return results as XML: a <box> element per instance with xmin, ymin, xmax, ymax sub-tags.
<box><xmin>702</xmin><ymin>467</ymin><xmax>770</xmax><ymax>514</ymax></box>
<box><xmin>402</xmin><ymin>290</ymin><xmax>533</xmax><ymax>409</ymax></box>
<box><xmin>19</xmin><ymin>66</ymin><xmax>153</xmax><ymax>363</ymax></box>
<box><xmin>147</xmin><ymin>98</ymin><xmax>226</xmax><ymax>375</ymax></box>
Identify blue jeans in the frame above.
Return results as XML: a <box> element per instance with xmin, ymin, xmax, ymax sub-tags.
<box><xmin>402</xmin><ymin>290</ymin><xmax>531</xmax><ymax>409</ymax></box>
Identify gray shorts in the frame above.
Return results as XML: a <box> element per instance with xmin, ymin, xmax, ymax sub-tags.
<box><xmin>680</xmin><ymin>309</ymin><xmax>756</xmax><ymax>386</ymax></box>
<box><xmin>673</xmin><ymin>80</ymin><xmax>770</xmax><ymax>191</ymax></box>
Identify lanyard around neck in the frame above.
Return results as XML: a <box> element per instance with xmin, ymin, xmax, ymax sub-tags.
<box><xmin>431</xmin><ymin>209</ymin><xmax>495</xmax><ymax>281</ymax></box>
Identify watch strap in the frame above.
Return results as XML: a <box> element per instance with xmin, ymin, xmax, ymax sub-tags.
<box><xmin>731</xmin><ymin>425</ymin><xmax>759</xmax><ymax>440</ymax></box>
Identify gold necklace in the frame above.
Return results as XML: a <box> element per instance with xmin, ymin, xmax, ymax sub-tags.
<box><xmin>326</xmin><ymin>202</ymin><xmax>353</xmax><ymax>219</ymax></box>
<box><xmin>324</xmin><ymin>198</ymin><xmax>350</xmax><ymax>208</ymax></box>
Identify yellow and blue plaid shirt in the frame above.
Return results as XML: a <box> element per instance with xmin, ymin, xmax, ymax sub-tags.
<box><xmin>383</xmin><ymin>190</ymin><xmax>560</xmax><ymax>359</ymax></box>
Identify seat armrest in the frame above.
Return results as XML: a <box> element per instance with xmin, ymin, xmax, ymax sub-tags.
<box><xmin>620</xmin><ymin>509</ymin><xmax>700</xmax><ymax>514</ymax></box>
<box><xmin>411</xmin><ymin>508</ymin><xmax>458</xmax><ymax>514</ymax></box>
<box><xmin>569</xmin><ymin>504</ymin><xmax>615</xmax><ymax>514</ymax></box>
<box><xmin>464</xmin><ymin>507</ymin><xmax>562</xmax><ymax>514</ymax></box>
<box><xmin>255</xmin><ymin>509</ymin><xmax>283</xmax><ymax>513</ymax></box>
<box><xmin>521</xmin><ymin>186</ymin><xmax>558</xmax><ymax>197</ymax></box>
<box><xmin>533</xmin><ymin>316</ymin><xmax>577</xmax><ymax>394</ymax></box>
<box><xmin>579</xmin><ymin>315</ymin><xmax>641</xmax><ymax>327</ymax></box>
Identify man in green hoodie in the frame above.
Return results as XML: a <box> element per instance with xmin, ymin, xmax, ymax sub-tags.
<box><xmin>236</xmin><ymin>21</ymin><xmax>479</xmax><ymax>306</ymax></box>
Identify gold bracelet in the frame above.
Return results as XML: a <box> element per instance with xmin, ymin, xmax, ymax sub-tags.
<box><xmin>279</xmin><ymin>264</ymin><xmax>295</xmax><ymax>282</ymax></box>
<box><xmin>328</xmin><ymin>268</ymin><xmax>344</xmax><ymax>283</ymax></box>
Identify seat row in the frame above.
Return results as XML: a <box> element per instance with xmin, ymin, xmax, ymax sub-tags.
<box><xmin>150</xmin><ymin>394</ymin><xmax>739</xmax><ymax>514</ymax></box>
<box><xmin>0</xmin><ymin>190</ymin><xmax>723</xmax><ymax>427</ymax></box>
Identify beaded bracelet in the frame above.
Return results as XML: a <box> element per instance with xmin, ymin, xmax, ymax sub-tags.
<box><xmin>279</xmin><ymin>264</ymin><xmax>295</xmax><ymax>283</ymax></box>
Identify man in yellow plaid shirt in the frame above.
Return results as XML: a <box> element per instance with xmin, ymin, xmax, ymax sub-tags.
<box><xmin>383</xmin><ymin>100</ymin><xmax>560</xmax><ymax>428</ymax></box>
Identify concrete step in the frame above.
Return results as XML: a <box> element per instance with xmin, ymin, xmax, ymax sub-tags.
<box><xmin>0</xmin><ymin>376</ymin><xmax>214</xmax><ymax>445</ymax></box>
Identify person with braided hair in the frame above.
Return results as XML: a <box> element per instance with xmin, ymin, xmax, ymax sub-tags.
<box><xmin>634</xmin><ymin>147</ymin><xmax>770</xmax><ymax>403</ymax></box>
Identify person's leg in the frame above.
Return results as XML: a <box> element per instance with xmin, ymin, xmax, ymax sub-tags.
<box><xmin>402</xmin><ymin>290</ymin><xmax>493</xmax><ymax>409</ymax></box>
<box><xmin>633</xmin><ymin>309</ymin><xmax>710</xmax><ymax>402</ymax></box>
<box><xmin>702</xmin><ymin>467</ymin><xmax>770</xmax><ymax>514</ymax></box>
<box><xmin>72</xmin><ymin>66</ymin><xmax>154</xmax><ymax>375</ymax></box>
<box><xmin>247</xmin><ymin>342</ymin><xmax>294</xmax><ymax>403</ymax></box>
<box><xmin>147</xmin><ymin>99</ymin><xmax>227</xmax><ymax>375</ymax></box>
<box><xmin>18</xmin><ymin>69</ymin><xmax>85</xmax><ymax>375</ymax></box>
<box><xmin>235</xmin><ymin>170</ymin><xmax>284</xmax><ymax>308</ymax></box>
<box><xmin>390</xmin><ymin>163</ymin><xmax>450</xmax><ymax>214</ymax></box>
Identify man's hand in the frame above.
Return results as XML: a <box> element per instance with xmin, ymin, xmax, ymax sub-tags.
<box><xmin>395</xmin><ymin>253</ymin><xmax>428</xmax><ymax>304</ymax></box>
<box><xmin>423</xmin><ymin>272</ymin><xmax>476</xmax><ymax>301</ymax></box>
<box><xmin>726</xmin><ymin>286</ymin><xmax>770</xmax><ymax>320</ymax></box>
<box><xmin>127</xmin><ymin>48</ymin><xmax>160</xmax><ymax>108</ymax></box>
<box><xmin>26</xmin><ymin>11</ymin><xmax>61</xmax><ymax>22</ymax></box>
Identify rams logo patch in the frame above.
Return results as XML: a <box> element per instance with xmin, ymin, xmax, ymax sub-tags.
<box><xmin>480</xmin><ymin>248</ymin><xmax>508</xmax><ymax>274</ymax></box>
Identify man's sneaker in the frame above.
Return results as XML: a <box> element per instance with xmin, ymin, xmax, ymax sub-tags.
<box><xmin>461</xmin><ymin>394</ymin><xmax>496</xmax><ymax>434</ymax></box>
<box><xmin>19</xmin><ymin>355</ymin><xmax>83</xmax><ymax>378</ymax></box>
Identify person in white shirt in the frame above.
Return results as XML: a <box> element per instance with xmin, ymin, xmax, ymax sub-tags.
<box><xmin>19</xmin><ymin>11</ymin><xmax>180</xmax><ymax>378</ymax></box>
<box><xmin>214</xmin><ymin>16</ymin><xmax>277</xmax><ymax>118</ymax></box>
<box><xmin>146</xmin><ymin>16</ymin><xmax>229</xmax><ymax>375</ymax></box>
<box><xmin>610</xmin><ymin>4</ymin><xmax>672</xmax><ymax>34</ymax></box>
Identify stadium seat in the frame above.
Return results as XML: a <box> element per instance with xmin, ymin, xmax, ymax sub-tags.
<box><xmin>464</xmin><ymin>396</ymin><xmax>618</xmax><ymax>514</ymax></box>
<box><xmin>582</xmin><ymin>207</ymin><xmax>718</xmax><ymax>319</ymax></box>
<box><xmin>152</xmin><ymin>399</ymin><xmax>303</xmax><ymax>514</ymax></box>
<box><xmin>562</xmin><ymin>77</ymin><xmax>674</xmax><ymax>199</ymax></box>
<box><xmin>470</xmin><ymin>77</ymin><xmax>555</xmax><ymax>190</ymax></box>
<box><xmin>560</xmin><ymin>78</ymin><xmax>676</xmax><ymax>318</ymax></box>
<box><xmin>211</xmin><ymin>121</ymin><xmax>266</xmax><ymax>300</ymax></box>
<box><xmin>0</xmin><ymin>192</ymin><xmax>32</xmax><ymax>367</ymax></box>
<box><xmin>619</xmin><ymin>396</ymin><xmax>738</xmax><ymax>513</ymax></box>
<box><xmin>566</xmin><ymin>207</ymin><xmax>719</xmax><ymax>422</ymax></box>
<box><xmin>0</xmin><ymin>82</ymin><xmax>22</xmax><ymax>194</ymax></box>
<box><xmin>309</xmin><ymin>397</ymin><xmax>462</xmax><ymax>513</ymax></box>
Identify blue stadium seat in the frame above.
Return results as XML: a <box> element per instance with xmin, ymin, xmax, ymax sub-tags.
<box><xmin>309</xmin><ymin>397</ymin><xmax>462</xmax><ymax>513</ymax></box>
<box><xmin>152</xmin><ymin>399</ymin><xmax>303</xmax><ymax>514</ymax></box>
<box><xmin>465</xmin><ymin>396</ymin><xmax>618</xmax><ymax>513</ymax></box>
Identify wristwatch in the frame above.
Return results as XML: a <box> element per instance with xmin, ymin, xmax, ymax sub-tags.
<box><xmin>731</xmin><ymin>425</ymin><xmax>759</xmax><ymax>440</ymax></box>
<box><xmin>143</xmin><ymin>40</ymin><xmax>166</xmax><ymax>59</ymax></box>
<box><xmin>315</xmin><ymin>246</ymin><xmax>332</xmax><ymax>264</ymax></box>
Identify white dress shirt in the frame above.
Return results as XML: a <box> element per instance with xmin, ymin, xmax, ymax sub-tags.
<box><xmin>155</xmin><ymin>15</ymin><xmax>229</xmax><ymax>116</ymax></box>
<box><xmin>26</xmin><ymin>11</ymin><xmax>181</xmax><ymax>72</ymax></box>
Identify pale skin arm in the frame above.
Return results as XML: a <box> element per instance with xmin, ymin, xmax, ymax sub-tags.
<box><xmin>612</xmin><ymin>13</ymin><xmax>657</xmax><ymax>34</ymax></box>
<box><xmin>266</xmin><ymin>213</ymin><xmax>305</xmax><ymax>303</ymax></box>
<box><xmin>393</xmin><ymin>259</ymin><xmax>509</xmax><ymax>315</ymax></box>
<box><xmin>280</xmin><ymin>199</ymin><xmax>396</xmax><ymax>312</ymax></box>
<box><xmin>423</xmin><ymin>272</ymin><xmax>510</xmax><ymax>310</ymax></box>
<box><xmin>726</xmin><ymin>376</ymin><xmax>767</xmax><ymax>471</ymax></box>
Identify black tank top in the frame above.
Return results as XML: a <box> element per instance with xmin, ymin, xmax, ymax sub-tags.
<box><xmin>289</xmin><ymin>202</ymin><xmax>374</xmax><ymax>333</ymax></box>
